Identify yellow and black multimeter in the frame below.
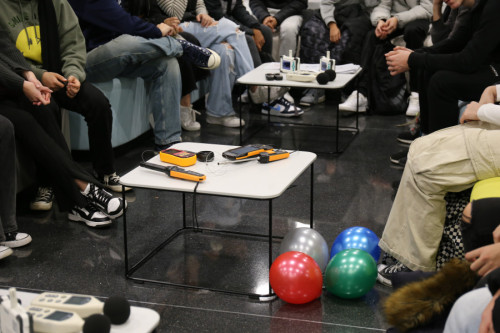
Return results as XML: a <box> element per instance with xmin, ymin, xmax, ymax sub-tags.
<box><xmin>159</xmin><ymin>149</ymin><xmax>197</xmax><ymax>167</ymax></box>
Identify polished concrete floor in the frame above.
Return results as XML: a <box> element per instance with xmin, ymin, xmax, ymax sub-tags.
<box><xmin>1</xmin><ymin>94</ymin><xmax>411</xmax><ymax>332</ymax></box>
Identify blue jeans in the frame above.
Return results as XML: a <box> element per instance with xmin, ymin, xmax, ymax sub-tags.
<box><xmin>181</xmin><ymin>18</ymin><xmax>254</xmax><ymax>117</ymax></box>
<box><xmin>86</xmin><ymin>35</ymin><xmax>182</xmax><ymax>146</ymax></box>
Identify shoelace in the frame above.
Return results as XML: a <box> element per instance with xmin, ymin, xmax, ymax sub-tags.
<box><xmin>89</xmin><ymin>185</ymin><xmax>112</xmax><ymax>207</ymax></box>
<box><xmin>36</xmin><ymin>187</ymin><xmax>53</xmax><ymax>201</ymax></box>
<box><xmin>104</xmin><ymin>173</ymin><xmax>120</xmax><ymax>185</ymax></box>
<box><xmin>383</xmin><ymin>262</ymin><xmax>409</xmax><ymax>274</ymax></box>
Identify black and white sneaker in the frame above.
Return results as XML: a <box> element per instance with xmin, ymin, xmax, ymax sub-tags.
<box><xmin>30</xmin><ymin>186</ymin><xmax>54</xmax><ymax>211</ymax></box>
<box><xmin>84</xmin><ymin>184</ymin><xmax>126</xmax><ymax>219</ymax></box>
<box><xmin>0</xmin><ymin>246</ymin><xmax>13</xmax><ymax>260</ymax></box>
<box><xmin>397</xmin><ymin>126</ymin><xmax>421</xmax><ymax>145</ymax></box>
<box><xmin>377</xmin><ymin>262</ymin><xmax>411</xmax><ymax>287</ymax></box>
<box><xmin>68</xmin><ymin>204</ymin><xmax>112</xmax><ymax>228</ymax></box>
<box><xmin>176</xmin><ymin>38</ymin><xmax>221</xmax><ymax>70</ymax></box>
<box><xmin>96</xmin><ymin>172</ymin><xmax>132</xmax><ymax>193</ymax></box>
<box><xmin>389</xmin><ymin>150</ymin><xmax>408</xmax><ymax>168</ymax></box>
<box><xmin>0</xmin><ymin>232</ymin><xmax>32</xmax><ymax>248</ymax></box>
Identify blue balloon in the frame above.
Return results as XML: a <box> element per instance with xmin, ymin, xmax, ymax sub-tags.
<box><xmin>330</xmin><ymin>227</ymin><xmax>380</xmax><ymax>262</ymax></box>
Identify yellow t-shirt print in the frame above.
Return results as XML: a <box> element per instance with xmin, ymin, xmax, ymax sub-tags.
<box><xmin>16</xmin><ymin>25</ymin><xmax>42</xmax><ymax>64</ymax></box>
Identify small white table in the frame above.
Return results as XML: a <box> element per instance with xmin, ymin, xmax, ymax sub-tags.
<box><xmin>0</xmin><ymin>289</ymin><xmax>160</xmax><ymax>333</ymax></box>
<box><xmin>120</xmin><ymin>142</ymin><xmax>317</xmax><ymax>298</ymax></box>
<box><xmin>237</xmin><ymin>62</ymin><xmax>362</xmax><ymax>153</ymax></box>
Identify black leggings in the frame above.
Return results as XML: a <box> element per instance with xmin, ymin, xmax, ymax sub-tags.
<box><xmin>0</xmin><ymin>98</ymin><xmax>95</xmax><ymax>211</ymax></box>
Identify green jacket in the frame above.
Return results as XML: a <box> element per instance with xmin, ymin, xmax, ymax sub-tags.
<box><xmin>0</xmin><ymin>0</ymin><xmax>87</xmax><ymax>82</ymax></box>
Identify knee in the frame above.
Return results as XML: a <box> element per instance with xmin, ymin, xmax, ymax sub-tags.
<box><xmin>280</xmin><ymin>20</ymin><xmax>301</xmax><ymax>38</ymax></box>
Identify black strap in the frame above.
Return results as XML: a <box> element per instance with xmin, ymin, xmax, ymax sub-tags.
<box><xmin>38</xmin><ymin>0</ymin><xmax>62</xmax><ymax>73</ymax></box>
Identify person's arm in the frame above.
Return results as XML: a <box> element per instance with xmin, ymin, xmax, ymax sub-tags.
<box><xmin>204</xmin><ymin>0</ymin><xmax>224</xmax><ymax>21</ymax></box>
<box><xmin>68</xmin><ymin>0</ymin><xmax>162</xmax><ymax>39</ymax></box>
<box><xmin>272</xmin><ymin>0</ymin><xmax>307</xmax><ymax>25</ymax></box>
<box><xmin>370</xmin><ymin>0</ymin><xmax>392</xmax><ymax>26</ymax></box>
<box><xmin>408</xmin><ymin>0</ymin><xmax>500</xmax><ymax>73</ymax></box>
<box><xmin>320</xmin><ymin>0</ymin><xmax>336</xmax><ymax>26</ymax></box>
<box><xmin>231</xmin><ymin>0</ymin><xmax>262</xmax><ymax>31</ymax></box>
<box><xmin>249</xmin><ymin>0</ymin><xmax>272</xmax><ymax>23</ymax></box>
<box><xmin>393</xmin><ymin>0</ymin><xmax>433</xmax><ymax>29</ymax></box>
<box><xmin>459</xmin><ymin>85</ymin><xmax>500</xmax><ymax>125</ymax></box>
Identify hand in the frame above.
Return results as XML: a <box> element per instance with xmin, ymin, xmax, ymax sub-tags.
<box><xmin>466</xmin><ymin>242</ymin><xmax>500</xmax><ymax>276</ymax></box>
<box><xmin>66</xmin><ymin>75</ymin><xmax>80</xmax><ymax>98</ymax></box>
<box><xmin>479</xmin><ymin>85</ymin><xmax>498</xmax><ymax>105</ymax></box>
<box><xmin>460</xmin><ymin>101</ymin><xmax>481</xmax><ymax>124</ymax></box>
<box><xmin>433</xmin><ymin>0</ymin><xmax>444</xmax><ymax>21</ymax></box>
<box><xmin>375</xmin><ymin>20</ymin><xmax>388</xmax><ymax>39</ymax></box>
<box><xmin>164</xmin><ymin>17</ymin><xmax>181</xmax><ymax>27</ymax></box>
<box><xmin>252</xmin><ymin>29</ymin><xmax>265</xmax><ymax>51</ymax></box>
<box><xmin>41</xmin><ymin>72</ymin><xmax>67</xmax><ymax>91</ymax></box>
<box><xmin>385</xmin><ymin>49</ymin><xmax>412</xmax><ymax>75</ymax></box>
<box><xmin>382</xmin><ymin>17</ymin><xmax>398</xmax><ymax>35</ymax></box>
<box><xmin>329</xmin><ymin>22</ymin><xmax>341</xmax><ymax>43</ymax></box>
<box><xmin>197</xmin><ymin>14</ymin><xmax>216</xmax><ymax>27</ymax></box>
<box><xmin>23</xmin><ymin>81</ymin><xmax>51</xmax><ymax>106</ymax></box>
<box><xmin>263</xmin><ymin>16</ymin><xmax>278</xmax><ymax>31</ymax></box>
<box><xmin>479</xmin><ymin>289</ymin><xmax>500</xmax><ymax>333</ymax></box>
<box><xmin>156</xmin><ymin>23</ymin><xmax>175</xmax><ymax>36</ymax></box>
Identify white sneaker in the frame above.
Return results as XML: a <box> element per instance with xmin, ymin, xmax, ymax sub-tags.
<box><xmin>0</xmin><ymin>246</ymin><xmax>13</xmax><ymax>260</ymax></box>
<box><xmin>206</xmin><ymin>115</ymin><xmax>245</xmax><ymax>127</ymax></box>
<box><xmin>300</xmin><ymin>89</ymin><xmax>326</xmax><ymax>106</ymax></box>
<box><xmin>406</xmin><ymin>92</ymin><xmax>420</xmax><ymax>117</ymax></box>
<box><xmin>180</xmin><ymin>105</ymin><xmax>201</xmax><ymax>131</ymax></box>
<box><xmin>339</xmin><ymin>90</ymin><xmax>367</xmax><ymax>112</ymax></box>
<box><xmin>248</xmin><ymin>86</ymin><xmax>289</xmax><ymax>104</ymax></box>
<box><xmin>238</xmin><ymin>90</ymin><xmax>249</xmax><ymax>103</ymax></box>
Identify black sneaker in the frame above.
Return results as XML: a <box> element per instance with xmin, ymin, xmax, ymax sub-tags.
<box><xmin>84</xmin><ymin>184</ymin><xmax>126</xmax><ymax>219</ymax></box>
<box><xmin>30</xmin><ymin>186</ymin><xmax>54</xmax><ymax>211</ymax></box>
<box><xmin>389</xmin><ymin>150</ymin><xmax>408</xmax><ymax>167</ymax></box>
<box><xmin>377</xmin><ymin>262</ymin><xmax>411</xmax><ymax>287</ymax></box>
<box><xmin>177</xmin><ymin>38</ymin><xmax>221</xmax><ymax>70</ymax></box>
<box><xmin>96</xmin><ymin>172</ymin><xmax>132</xmax><ymax>193</ymax></box>
<box><xmin>0</xmin><ymin>232</ymin><xmax>32</xmax><ymax>248</ymax></box>
<box><xmin>68</xmin><ymin>204</ymin><xmax>112</xmax><ymax>228</ymax></box>
<box><xmin>397</xmin><ymin>126</ymin><xmax>421</xmax><ymax>145</ymax></box>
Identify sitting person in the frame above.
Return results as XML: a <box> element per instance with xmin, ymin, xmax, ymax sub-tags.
<box><xmin>377</xmin><ymin>83</ymin><xmax>500</xmax><ymax>286</ymax></box>
<box><xmin>298</xmin><ymin>0</ymin><xmax>377</xmax><ymax>106</ymax></box>
<box><xmin>385</xmin><ymin>0</ymin><xmax>500</xmax><ymax>143</ymax></box>
<box><xmin>68</xmin><ymin>0</ymin><xmax>219</xmax><ymax>146</ymax></box>
<box><xmin>339</xmin><ymin>0</ymin><xmax>432</xmax><ymax>113</ymax></box>
<box><xmin>0</xmin><ymin>115</ymin><xmax>31</xmax><ymax>260</ymax></box>
<box><xmin>249</xmin><ymin>0</ymin><xmax>308</xmax><ymax>57</ymax></box>
<box><xmin>0</xmin><ymin>0</ymin><xmax>130</xmax><ymax>198</ymax></box>
<box><xmin>0</xmin><ymin>30</ymin><xmax>125</xmax><ymax>228</ymax></box>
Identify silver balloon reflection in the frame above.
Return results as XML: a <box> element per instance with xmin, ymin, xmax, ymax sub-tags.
<box><xmin>279</xmin><ymin>227</ymin><xmax>329</xmax><ymax>271</ymax></box>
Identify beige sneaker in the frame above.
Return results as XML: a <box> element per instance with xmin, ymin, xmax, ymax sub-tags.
<box><xmin>206</xmin><ymin>115</ymin><xmax>245</xmax><ymax>128</ymax></box>
<box><xmin>180</xmin><ymin>105</ymin><xmax>201</xmax><ymax>131</ymax></box>
<box><xmin>0</xmin><ymin>245</ymin><xmax>13</xmax><ymax>260</ymax></box>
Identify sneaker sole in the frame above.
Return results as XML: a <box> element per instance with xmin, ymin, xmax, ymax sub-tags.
<box><xmin>0</xmin><ymin>247</ymin><xmax>13</xmax><ymax>260</ymax></box>
<box><xmin>206</xmin><ymin>118</ymin><xmax>245</xmax><ymax>128</ymax></box>
<box><xmin>376</xmin><ymin>272</ymin><xmax>393</xmax><ymax>287</ymax></box>
<box><xmin>30</xmin><ymin>202</ymin><xmax>53</xmax><ymax>211</ymax></box>
<box><xmin>68</xmin><ymin>213</ymin><xmax>112</xmax><ymax>228</ymax></box>
<box><xmin>339</xmin><ymin>105</ymin><xmax>367</xmax><ymax>112</ymax></box>
<box><xmin>396</xmin><ymin>138</ymin><xmax>414</xmax><ymax>145</ymax></box>
<box><xmin>261</xmin><ymin>110</ymin><xmax>304</xmax><ymax>117</ymax></box>
<box><xmin>0</xmin><ymin>235</ymin><xmax>32</xmax><ymax>248</ymax></box>
<box><xmin>105</xmin><ymin>184</ymin><xmax>132</xmax><ymax>193</ymax></box>
<box><xmin>299</xmin><ymin>95</ymin><xmax>326</xmax><ymax>106</ymax></box>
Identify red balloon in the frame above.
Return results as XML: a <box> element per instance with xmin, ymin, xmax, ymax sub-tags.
<box><xmin>269</xmin><ymin>251</ymin><xmax>323</xmax><ymax>304</ymax></box>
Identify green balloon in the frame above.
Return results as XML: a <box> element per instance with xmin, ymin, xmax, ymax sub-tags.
<box><xmin>325</xmin><ymin>248</ymin><xmax>377</xmax><ymax>299</ymax></box>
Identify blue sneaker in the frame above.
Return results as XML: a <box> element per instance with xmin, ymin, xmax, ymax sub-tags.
<box><xmin>177</xmin><ymin>38</ymin><xmax>221</xmax><ymax>70</ymax></box>
<box><xmin>261</xmin><ymin>97</ymin><xmax>303</xmax><ymax>117</ymax></box>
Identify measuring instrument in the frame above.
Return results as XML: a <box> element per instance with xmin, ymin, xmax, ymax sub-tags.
<box><xmin>222</xmin><ymin>144</ymin><xmax>274</xmax><ymax>161</ymax></box>
<box><xmin>140</xmin><ymin>162</ymin><xmax>206</xmax><ymax>182</ymax></box>
<box><xmin>26</xmin><ymin>306</ymin><xmax>84</xmax><ymax>333</ymax></box>
<box><xmin>30</xmin><ymin>292</ymin><xmax>103</xmax><ymax>319</ymax></box>
<box><xmin>219</xmin><ymin>150</ymin><xmax>290</xmax><ymax>164</ymax></box>
<box><xmin>159</xmin><ymin>149</ymin><xmax>197</xmax><ymax>167</ymax></box>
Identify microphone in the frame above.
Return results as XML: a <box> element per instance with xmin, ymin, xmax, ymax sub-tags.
<box><xmin>83</xmin><ymin>314</ymin><xmax>111</xmax><ymax>333</ymax></box>
<box><xmin>103</xmin><ymin>296</ymin><xmax>131</xmax><ymax>325</ymax></box>
<box><xmin>325</xmin><ymin>69</ymin><xmax>336</xmax><ymax>81</ymax></box>
<box><xmin>316</xmin><ymin>72</ymin><xmax>329</xmax><ymax>85</ymax></box>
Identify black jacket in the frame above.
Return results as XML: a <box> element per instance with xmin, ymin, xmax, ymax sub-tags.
<box><xmin>249</xmin><ymin>0</ymin><xmax>307</xmax><ymax>25</ymax></box>
<box><xmin>205</xmin><ymin>0</ymin><xmax>260</xmax><ymax>35</ymax></box>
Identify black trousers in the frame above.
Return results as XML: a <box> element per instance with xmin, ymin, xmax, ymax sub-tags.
<box><xmin>415</xmin><ymin>65</ymin><xmax>499</xmax><ymax>134</ymax></box>
<box><xmin>0</xmin><ymin>98</ymin><xmax>95</xmax><ymax>211</ymax></box>
<box><xmin>358</xmin><ymin>19</ymin><xmax>430</xmax><ymax>96</ymax></box>
<box><xmin>178</xmin><ymin>31</ymin><xmax>210</xmax><ymax>97</ymax></box>
<box><xmin>53</xmin><ymin>81</ymin><xmax>115</xmax><ymax>176</ymax></box>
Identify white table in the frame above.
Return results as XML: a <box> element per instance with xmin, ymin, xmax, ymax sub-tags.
<box><xmin>0</xmin><ymin>289</ymin><xmax>159</xmax><ymax>333</ymax></box>
<box><xmin>120</xmin><ymin>142</ymin><xmax>317</xmax><ymax>298</ymax></box>
<box><xmin>237</xmin><ymin>62</ymin><xmax>362</xmax><ymax>153</ymax></box>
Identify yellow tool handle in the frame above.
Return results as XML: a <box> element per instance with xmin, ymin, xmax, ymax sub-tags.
<box><xmin>167</xmin><ymin>166</ymin><xmax>206</xmax><ymax>182</ymax></box>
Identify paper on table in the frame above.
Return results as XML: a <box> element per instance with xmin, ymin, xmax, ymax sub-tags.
<box><xmin>260</xmin><ymin>62</ymin><xmax>360</xmax><ymax>74</ymax></box>
<box><xmin>335</xmin><ymin>64</ymin><xmax>361</xmax><ymax>74</ymax></box>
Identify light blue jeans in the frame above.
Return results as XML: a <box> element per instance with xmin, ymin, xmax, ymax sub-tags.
<box><xmin>86</xmin><ymin>35</ymin><xmax>182</xmax><ymax>146</ymax></box>
<box><xmin>181</xmin><ymin>18</ymin><xmax>254</xmax><ymax>117</ymax></box>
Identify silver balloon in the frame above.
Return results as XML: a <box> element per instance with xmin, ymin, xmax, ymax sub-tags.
<box><xmin>279</xmin><ymin>227</ymin><xmax>329</xmax><ymax>271</ymax></box>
